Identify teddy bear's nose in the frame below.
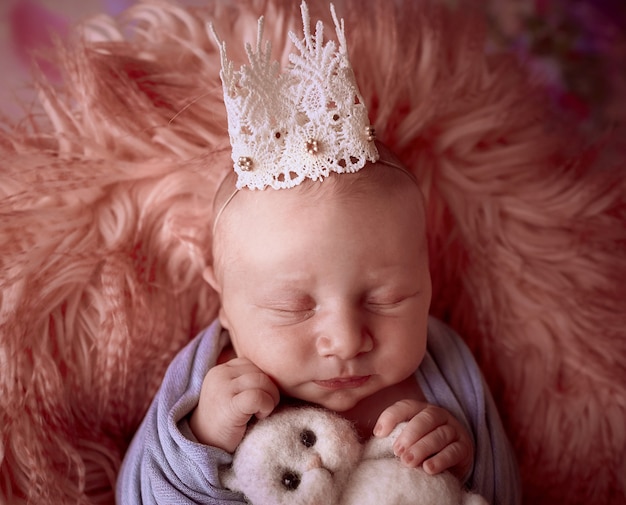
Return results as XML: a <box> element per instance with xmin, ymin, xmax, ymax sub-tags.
<box><xmin>306</xmin><ymin>453</ymin><xmax>323</xmax><ymax>471</ymax></box>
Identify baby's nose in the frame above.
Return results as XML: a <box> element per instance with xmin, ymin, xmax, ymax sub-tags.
<box><xmin>316</xmin><ymin>310</ymin><xmax>373</xmax><ymax>360</ymax></box>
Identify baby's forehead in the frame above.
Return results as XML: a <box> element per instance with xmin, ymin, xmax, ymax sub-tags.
<box><xmin>210</xmin><ymin>162</ymin><xmax>427</xmax><ymax>277</ymax></box>
<box><xmin>210</xmin><ymin>161</ymin><xmax>427</xmax><ymax>265</ymax></box>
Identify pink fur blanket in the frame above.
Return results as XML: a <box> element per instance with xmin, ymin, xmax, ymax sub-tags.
<box><xmin>1</xmin><ymin>1</ymin><xmax>624</xmax><ymax>504</ymax></box>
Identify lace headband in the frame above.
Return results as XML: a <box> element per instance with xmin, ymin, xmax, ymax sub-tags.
<box><xmin>209</xmin><ymin>1</ymin><xmax>418</xmax><ymax>230</ymax></box>
<box><xmin>210</xmin><ymin>1</ymin><xmax>379</xmax><ymax>191</ymax></box>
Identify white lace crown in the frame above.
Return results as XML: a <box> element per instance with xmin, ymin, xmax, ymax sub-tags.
<box><xmin>211</xmin><ymin>1</ymin><xmax>379</xmax><ymax>190</ymax></box>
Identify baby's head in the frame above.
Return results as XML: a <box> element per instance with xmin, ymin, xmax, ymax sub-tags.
<box><xmin>204</xmin><ymin>149</ymin><xmax>432</xmax><ymax>413</ymax></box>
<box><xmin>207</xmin><ymin>1</ymin><xmax>431</xmax><ymax>413</ymax></box>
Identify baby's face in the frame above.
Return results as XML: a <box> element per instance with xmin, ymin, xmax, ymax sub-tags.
<box><xmin>209</xmin><ymin>166</ymin><xmax>431</xmax><ymax>413</ymax></box>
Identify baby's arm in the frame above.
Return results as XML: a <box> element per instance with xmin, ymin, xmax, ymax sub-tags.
<box><xmin>189</xmin><ymin>357</ymin><xmax>280</xmax><ymax>453</ymax></box>
<box><xmin>373</xmin><ymin>399</ymin><xmax>473</xmax><ymax>480</ymax></box>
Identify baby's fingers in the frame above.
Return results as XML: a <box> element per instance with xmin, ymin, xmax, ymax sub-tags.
<box><xmin>422</xmin><ymin>440</ymin><xmax>470</xmax><ymax>475</ymax></box>
<box><xmin>396</xmin><ymin>422</ymin><xmax>457</xmax><ymax>468</ymax></box>
<box><xmin>392</xmin><ymin>406</ymin><xmax>448</xmax><ymax>452</ymax></box>
<box><xmin>231</xmin><ymin>372</ymin><xmax>280</xmax><ymax>420</ymax></box>
<box><xmin>232</xmin><ymin>387</ymin><xmax>278</xmax><ymax>420</ymax></box>
<box><xmin>374</xmin><ymin>399</ymin><xmax>428</xmax><ymax>437</ymax></box>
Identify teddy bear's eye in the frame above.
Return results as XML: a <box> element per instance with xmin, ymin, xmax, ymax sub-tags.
<box><xmin>300</xmin><ymin>429</ymin><xmax>316</xmax><ymax>448</ymax></box>
<box><xmin>281</xmin><ymin>470</ymin><xmax>301</xmax><ymax>491</ymax></box>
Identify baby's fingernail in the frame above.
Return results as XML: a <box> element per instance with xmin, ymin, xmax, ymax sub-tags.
<box><xmin>373</xmin><ymin>424</ymin><xmax>382</xmax><ymax>436</ymax></box>
<box><xmin>393</xmin><ymin>443</ymin><xmax>405</xmax><ymax>456</ymax></box>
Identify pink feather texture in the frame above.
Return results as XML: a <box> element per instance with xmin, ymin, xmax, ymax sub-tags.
<box><xmin>0</xmin><ymin>1</ymin><xmax>624</xmax><ymax>504</ymax></box>
<box><xmin>9</xmin><ymin>0</ymin><xmax>70</xmax><ymax>82</ymax></box>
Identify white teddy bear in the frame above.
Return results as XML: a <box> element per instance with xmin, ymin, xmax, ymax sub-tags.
<box><xmin>220</xmin><ymin>406</ymin><xmax>489</xmax><ymax>505</ymax></box>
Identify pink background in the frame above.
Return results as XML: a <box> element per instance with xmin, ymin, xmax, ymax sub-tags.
<box><xmin>1</xmin><ymin>1</ymin><xmax>624</xmax><ymax>135</ymax></box>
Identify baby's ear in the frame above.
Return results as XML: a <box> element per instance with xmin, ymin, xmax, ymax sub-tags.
<box><xmin>203</xmin><ymin>266</ymin><xmax>231</xmax><ymax>329</ymax></box>
<box><xmin>203</xmin><ymin>265</ymin><xmax>220</xmax><ymax>293</ymax></box>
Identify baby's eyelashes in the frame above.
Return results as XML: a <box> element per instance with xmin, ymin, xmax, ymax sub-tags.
<box><xmin>365</xmin><ymin>299</ymin><xmax>405</xmax><ymax>310</ymax></box>
<box><xmin>269</xmin><ymin>305</ymin><xmax>316</xmax><ymax>314</ymax></box>
<box><xmin>259</xmin><ymin>303</ymin><xmax>317</xmax><ymax>325</ymax></box>
<box><xmin>363</xmin><ymin>290</ymin><xmax>422</xmax><ymax>312</ymax></box>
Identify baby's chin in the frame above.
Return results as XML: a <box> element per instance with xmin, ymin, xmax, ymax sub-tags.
<box><xmin>286</xmin><ymin>389</ymin><xmax>371</xmax><ymax>415</ymax></box>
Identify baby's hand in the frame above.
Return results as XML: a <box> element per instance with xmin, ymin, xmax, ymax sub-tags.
<box><xmin>189</xmin><ymin>357</ymin><xmax>280</xmax><ymax>453</ymax></box>
<box><xmin>373</xmin><ymin>399</ymin><xmax>473</xmax><ymax>480</ymax></box>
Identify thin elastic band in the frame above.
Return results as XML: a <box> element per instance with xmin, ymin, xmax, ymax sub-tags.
<box><xmin>212</xmin><ymin>187</ymin><xmax>239</xmax><ymax>235</ymax></box>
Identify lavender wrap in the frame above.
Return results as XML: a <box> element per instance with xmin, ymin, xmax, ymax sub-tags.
<box><xmin>116</xmin><ymin>317</ymin><xmax>521</xmax><ymax>504</ymax></box>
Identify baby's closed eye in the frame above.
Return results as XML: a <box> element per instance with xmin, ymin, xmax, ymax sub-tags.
<box><xmin>364</xmin><ymin>290</ymin><xmax>422</xmax><ymax>311</ymax></box>
<box><xmin>256</xmin><ymin>294</ymin><xmax>317</xmax><ymax>323</ymax></box>
<box><xmin>264</xmin><ymin>305</ymin><xmax>316</xmax><ymax>324</ymax></box>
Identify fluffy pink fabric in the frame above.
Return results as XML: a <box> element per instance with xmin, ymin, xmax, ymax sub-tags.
<box><xmin>0</xmin><ymin>1</ymin><xmax>624</xmax><ymax>504</ymax></box>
